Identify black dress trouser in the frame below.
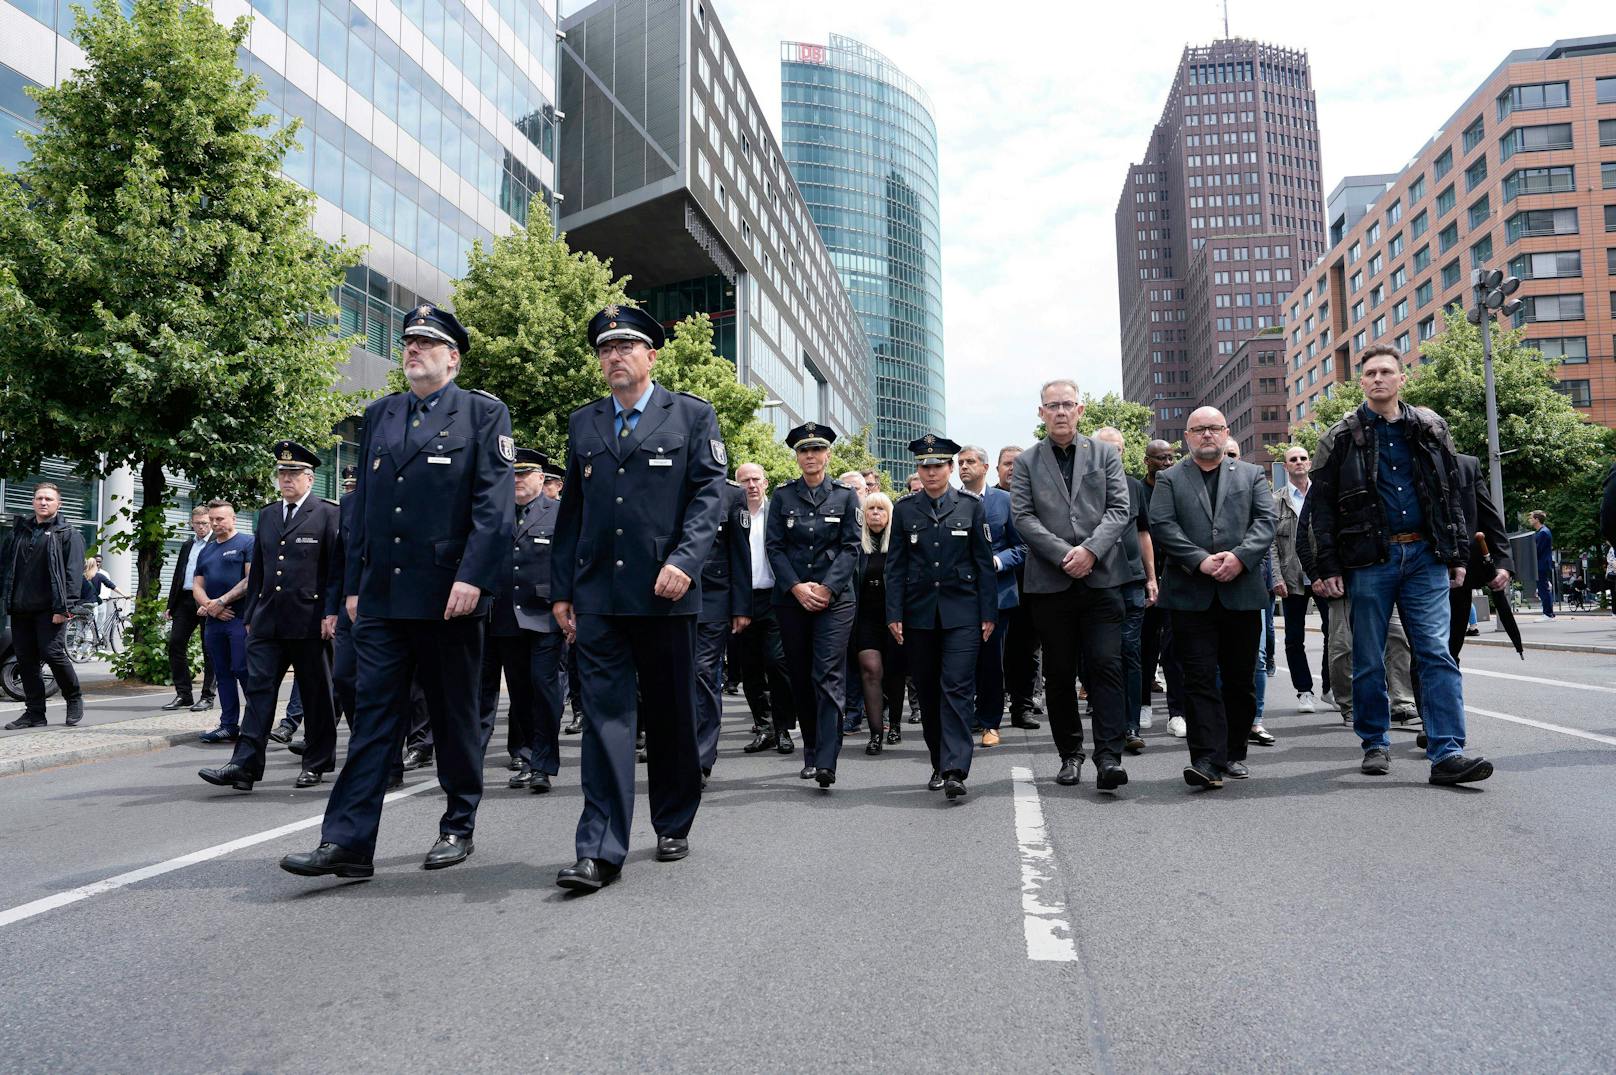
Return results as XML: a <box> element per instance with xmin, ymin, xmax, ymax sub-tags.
<box><xmin>740</xmin><ymin>591</ymin><xmax>796</xmax><ymax>736</ymax></box>
<box><xmin>776</xmin><ymin>599</ymin><xmax>854</xmax><ymax>771</ymax></box>
<box><xmin>9</xmin><ymin>610</ymin><xmax>82</xmax><ymax>715</ymax></box>
<box><xmin>1171</xmin><ymin>602</ymin><xmax>1261</xmax><ymax>773</ymax></box>
<box><xmin>1024</xmin><ymin>583</ymin><xmax>1126</xmax><ymax>766</ymax></box>
<box><xmin>231</xmin><ymin>636</ymin><xmax>336</xmax><ymax>779</ymax></box>
<box><xmin>166</xmin><ymin>597</ymin><xmax>215</xmax><ymax>701</ymax></box>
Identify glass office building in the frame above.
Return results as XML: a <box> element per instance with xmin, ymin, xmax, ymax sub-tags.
<box><xmin>0</xmin><ymin>0</ymin><xmax>558</xmax><ymax>586</ymax></box>
<box><xmin>781</xmin><ymin>35</ymin><xmax>943</xmax><ymax>477</ymax></box>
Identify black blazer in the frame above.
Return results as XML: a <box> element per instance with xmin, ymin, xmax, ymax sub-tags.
<box><xmin>167</xmin><ymin>536</ymin><xmax>202</xmax><ymax>611</ymax></box>
<box><xmin>243</xmin><ymin>497</ymin><xmax>343</xmax><ymax>639</ymax></box>
<box><xmin>1454</xmin><ymin>454</ymin><xmax>1513</xmax><ymax>585</ymax></box>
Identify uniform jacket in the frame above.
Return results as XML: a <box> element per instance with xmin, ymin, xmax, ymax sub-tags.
<box><xmin>765</xmin><ymin>477</ymin><xmax>862</xmax><ymax>607</ymax></box>
<box><xmin>699</xmin><ymin>481</ymin><xmax>753</xmax><ymax>624</ymax></box>
<box><xmin>977</xmin><ymin>485</ymin><xmax>1026</xmax><ymax>610</ymax></box>
<box><xmin>884</xmin><ymin>488</ymin><xmax>998</xmax><ymax>629</ymax></box>
<box><xmin>1454</xmin><ymin>453</ymin><xmax>1513</xmax><ymax>588</ymax></box>
<box><xmin>1308</xmin><ymin>402</ymin><xmax>1466</xmax><ymax>576</ymax></box>
<box><xmin>1147</xmin><ymin>456</ymin><xmax>1277</xmax><ymax>612</ymax></box>
<box><xmin>551</xmin><ymin>383</ymin><xmax>726</xmax><ymax>616</ymax></box>
<box><xmin>491</xmin><ymin>492</ymin><xmax>560</xmax><ymax>635</ymax></box>
<box><xmin>0</xmin><ymin>513</ymin><xmax>85</xmax><ymax>619</ymax></box>
<box><xmin>1009</xmin><ymin>433</ymin><xmax>1133</xmax><ymax>593</ymax></box>
<box><xmin>166</xmin><ymin>535</ymin><xmax>206</xmax><ymax>611</ymax></box>
<box><xmin>345</xmin><ymin>381</ymin><xmax>516</xmax><ymax>619</ymax></box>
<box><xmin>243</xmin><ymin>496</ymin><xmax>343</xmax><ymax>638</ymax></box>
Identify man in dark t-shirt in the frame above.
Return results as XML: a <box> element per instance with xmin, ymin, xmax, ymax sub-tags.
<box><xmin>193</xmin><ymin>502</ymin><xmax>253</xmax><ymax>742</ymax></box>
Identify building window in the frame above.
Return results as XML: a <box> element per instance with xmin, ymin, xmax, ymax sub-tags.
<box><xmin>1387</xmin><ymin>199</ymin><xmax>1402</xmax><ymax>225</ymax></box>
<box><xmin>1393</xmin><ymin>298</ymin><xmax>1409</xmax><ymax>324</ymax></box>
<box><xmin>1497</xmin><ymin>81</ymin><xmax>1569</xmax><ymax>118</ymax></box>
<box><xmin>1415</xmin><ymin>279</ymin><xmax>1433</xmax><ymax>307</ymax></box>
<box><xmin>1350</xmin><ymin>269</ymin><xmax>1363</xmax><ymax>293</ymax></box>
<box><xmin>1389</xmin><ymin>232</ymin><xmax>1405</xmax><ymax>257</ymax></box>
<box><xmin>1391</xmin><ymin>265</ymin><xmax>1408</xmax><ymax>289</ymax></box>
<box><xmin>1516</xmin><ymin>293</ymin><xmax>1585</xmax><ymax>324</ymax></box>
<box><xmin>1410</xmin><ymin>209</ymin><xmax>1429</xmax><ymax>239</ymax></box>
<box><xmin>1468</xmin><ymin>195</ymin><xmax>1491</xmax><ymax>229</ymax></box>
<box><xmin>1369</xmin><ymin>252</ymin><xmax>1384</xmax><ymax>277</ymax></box>
<box><xmin>1501</xmin><ymin>123</ymin><xmax>1573</xmax><ymax>160</ymax></box>
<box><xmin>1372</xmin><ymin>315</ymin><xmax>1387</xmax><ymax>337</ymax></box>
<box><xmin>1353</xmin><ymin>330</ymin><xmax>1367</xmax><ymax>352</ymax></box>
<box><xmin>1470</xmin><ymin>234</ymin><xmax>1493</xmax><ymax>268</ymax></box>
<box><xmin>1441</xmin><ymin>260</ymin><xmax>1461</xmax><ymax>289</ymax></box>
<box><xmin>1508</xmin><ymin>250</ymin><xmax>1581</xmax><ymax>279</ymax></box>
<box><xmin>1607</xmin><ymin>204</ymin><xmax>1616</xmax><ymax>233</ymax></box>
<box><xmin>1535</xmin><ymin>336</ymin><xmax>1588</xmax><ymax>364</ymax></box>
<box><xmin>1413</xmin><ymin>244</ymin><xmax>1431</xmax><ymax>272</ymax></box>
<box><xmin>1418</xmin><ymin>315</ymin><xmax>1437</xmax><ymax>341</ymax></box>
<box><xmin>1554</xmin><ymin>379</ymin><xmax>1592</xmax><ymax>408</ymax></box>
<box><xmin>1504</xmin><ymin>164</ymin><xmax>1575</xmax><ymax>201</ymax></box>
<box><xmin>1465</xmin><ymin>156</ymin><xmax>1488</xmax><ymax>191</ymax></box>
<box><xmin>1368</xmin><ymin>221</ymin><xmax>1382</xmax><ymax>244</ymax></box>
<box><xmin>1433</xmin><ymin>147</ymin><xmax>1453</xmax><ymax>180</ymax></box>
<box><xmin>1351</xmin><ymin>299</ymin><xmax>1365</xmax><ymax>322</ymax></box>
<box><xmin>1604</xmin><ymin>162</ymin><xmax>1616</xmax><ymax>190</ymax></box>
<box><xmin>1462</xmin><ymin>116</ymin><xmax>1486</xmax><ymax>153</ymax></box>
<box><xmin>1438</xmin><ymin>222</ymin><xmax>1459</xmax><ymax>252</ymax></box>
<box><xmin>1598</xmin><ymin>77</ymin><xmax>1616</xmax><ymax>105</ymax></box>
<box><xmin>1348</xmin><ymin>240</ymin><xmax>1361</xmax><ymax>263</ymax></box>
<box><xmin>1409</xmin><ymin>174</ymin><xmax>1426</xmax><ymax>203</ymax></box>
<box><xmin>1395</xmin><ymin>331</ymin><xmax>1411</xmax><ymax>352</ymax></box>
<box><xmin>1506</xmin><ymin>207</ymin><xmax>1578</xmax><ymax>241</ymax></box>
<box><xmin>1436</xmin><ymin>185</ymin><xmax>1456</xmax><ymax>216</ymax></box>
<box><xmin>1603</xmin><ymin>119</ymin><xmax>1616</xmax><ymax>148</ymax></box>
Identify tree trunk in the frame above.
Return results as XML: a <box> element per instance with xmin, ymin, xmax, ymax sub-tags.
<box><xmin>130</xmin><ymin>457</ymin><xmax>169</xmax><ymax>680</ymax></box>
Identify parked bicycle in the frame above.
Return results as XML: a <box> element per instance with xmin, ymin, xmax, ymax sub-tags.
<box><xmin>63</xmin><ymin>597</ymin><xmax>131</xmax><ymax>663</ymax></box>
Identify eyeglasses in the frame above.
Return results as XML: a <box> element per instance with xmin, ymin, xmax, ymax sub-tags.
<box><xmin>1040</xmin><ymin>400</ymin><xmax>1081</xmax><ymax>412</ymax></box>
<box><xmin>596</xmin><ymin>341</ymin><xmax>643</xmax><ymax>358</ymax></box>
<box><xmin>1188</xmin><ymin>424</ymin><xmax>1228</xmax><ymax>437</ymax></box>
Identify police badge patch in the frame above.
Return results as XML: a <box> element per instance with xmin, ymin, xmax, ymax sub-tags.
<box><xmin>984</xmin><ymin>522</ymin><xmax>993</xmax><ymax>543</ymax></box>
<box><xmin>498</xmin><ymin>435</ymin><xmax>515</xmax><ymax>463</ymax></box>
<box><xmin>739</xmin><ymin>511</ymin><xmax>750</xmax><ymax>529</ymax></box>
<box><xmin>710</xmin><ymin>439</ymin><xmax>727</xmax><ymax>466</ymax></box>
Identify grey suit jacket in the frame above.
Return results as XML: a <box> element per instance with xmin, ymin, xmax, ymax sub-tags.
<box><xmin>1010</xmin><ymin>433</ymin><xmax>1132</xmax><ymax>594</ymax></box>
<box><xmin>1147</xmin><ymin>456</ymin><xmax>1276</xmax><ymax>611</ymax></box>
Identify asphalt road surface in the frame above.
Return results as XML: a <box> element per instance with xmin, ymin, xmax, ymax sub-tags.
<box><xmin>0</xmin><ymin>633</ymin><xmax>1612</xmax><ymax>1073</ymax></box>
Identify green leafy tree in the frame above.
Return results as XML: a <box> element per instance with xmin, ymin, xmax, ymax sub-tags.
<box><xmin>1533</xmin><ymin>459</ymin><xmax>1615</xmax><ymax>556</ymax></box>
<box><xmin>1031</xmin><ymin>391</ymin><xmax>1154</xmax><ymax>475</ymax></box>
<box><xmin>447</xmin><ymin>214</ymin><xmax>626</xmax><ymax>457</ymax></box>
<box><xmin>0</xmin><ymin>0</ymin><xmax>356</xmax><ymax>679</ymax></box>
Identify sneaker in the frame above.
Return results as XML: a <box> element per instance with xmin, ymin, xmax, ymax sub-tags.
<box><xmin>1321</xmin><ymin>688</ymin><xmax>1335</xmax><ymax>708</ymax></box>
<box><xmin>1361</xmin><ymin>748</ymin><xmax>1391</xmax><ymax>775</ymax></box>
<box><xmin>1167</xmin><ymin>714</ymin><xmax>1187</xmax><ymax>738</ymax></box>
<box><xmin>1124</xmin><ymin>733</ymin><xmax>1145</xmax><ymax>755</ymax></box>
<box><xmin>1137</xmin><ymin>706</ymin><xmax>1153</xmax><ymax>730</ymax></box>
<box><xmin>1429</xmin><ymin>754</ymin><xmax>1493</xmax><ymax>786</ymax></box>
<box><xmin>1296</xmin><ymin>691</ymin><xmax>1317</xmax><ymax>714</ymax></box>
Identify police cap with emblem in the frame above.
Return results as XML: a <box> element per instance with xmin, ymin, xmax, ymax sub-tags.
<box><xmin>786</xmin><ymin>422</ymin><xmax>836</xmax><ymax>451</ymax></box>
<box><xmin>402</xmin><ymin>303</ymin><xmax>471</xmax><ymax>354</ymax></box>
<box><xmin>543</xmin><ymin>462</ymin><xmax>565</xmax><ymax>482</ymax></box>
<box><xmin>587</xmin><ymin>304</ymin><xmax>666</xmax><ymax>350</ymax></box>
<box><xmin>513</xmin><ymin>447</ymin><xmax>550</xmax><ymax>473</ymax></box>
<box><xmin>908</xmin><ymin>433</ymin><xmax>961</xmax><ymax>465</ymax></box>
<box><xmin>273</xmin><ymin>439</ymin><xmax>321</xmax><ymax>471</ymax></box>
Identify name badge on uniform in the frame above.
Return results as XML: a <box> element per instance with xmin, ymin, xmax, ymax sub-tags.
<box><xmin>428</xmin><ymin>456</ymin><xmax>452</xmax><ymax>464</ymax></box>
<box><xmin>649</xmin><ymin>458</ymin><xmax>673</xmax><ymax>467</ymax></box>
<box><xmin>535</xmin><ymin>537</ymin><xmax>550</xmax><ymax>545</ymax></box>
<box><xmin>823</xmin><ymin>516</ymin><xmax>840</xmax><ymax>523</ymax></box>
<box><xmin>296</xmin><ymin>536</ymin><xmax>319</xmax><ymax>544</ymax></box>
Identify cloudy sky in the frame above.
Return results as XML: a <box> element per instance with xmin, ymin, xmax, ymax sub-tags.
<box><xmin>574</xmin><ymin>0</ymin><xmax>1609</xmax><ymax>454</ymax></box>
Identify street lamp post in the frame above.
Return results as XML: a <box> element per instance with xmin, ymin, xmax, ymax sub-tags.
<box><xmin>1466</xmin><ymin>267</ymin><xmax>1523</xmax><ymax>518</ymax></box>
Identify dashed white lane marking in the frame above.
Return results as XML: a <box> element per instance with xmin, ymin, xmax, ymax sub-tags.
<box><xmin>0</xmin><ymin>780</ymin><xmax>440</xmax><ymax>930</ymax></box>
<box><xmin>1461</xmin><ymin>668</ymin><xmax>1616</xmax><ymax>694</ymax></box>
<box><xmin>1465</xmin><ymin>706</ymin><xmax>1616</xmax><ymax>748</ymax></box>
<box><xmin>1010</xmin><ymin>765</ymin><xmax>1079</xmax><ymax>963</ymax></box>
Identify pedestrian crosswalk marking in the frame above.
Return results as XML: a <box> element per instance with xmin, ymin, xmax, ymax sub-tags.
<box><xmin>1011</xmin><ymin>765</ymin><xmax>1079</xmax><ymax>963</ymax></box>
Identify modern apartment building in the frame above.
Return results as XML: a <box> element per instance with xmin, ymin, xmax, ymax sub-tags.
<box><xmin>1116</xmin><ymin>39</ymin><xmax>1328</xmax><ymax>452</ymax></box>
<box><xmin>0</xmin><ymin>0</ymin><xmax>559</xmax><ymax>584</ymax></box>
<box><xmin>781</xmin><ymin>34</ymin><xmax>942</xmax><ymax>478</ymax></box>
<box><xmin>557</xmin><ymin>0</ymin><xmax>874</xmax><ymax>440</ymax></box>
<box><xmin>1284</xmin><ymin>36</ymin><xmax>1616</xmax><ymax>430</ymax></box>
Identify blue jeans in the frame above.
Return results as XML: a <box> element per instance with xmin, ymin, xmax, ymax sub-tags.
<box><xmin>1120</xmin><ymin>582</ymin><xmax>1146</xmax><ymax>735</ymax></box>
<box><xmin>1253</xmin><ymin>602</ymin><xmax>1270</xmax><ymax>722</ymax></box>
<box><xmin>1346</xmin><ymin>540</ymin><xmax>1467</xmax><ymax>763</ymax></box>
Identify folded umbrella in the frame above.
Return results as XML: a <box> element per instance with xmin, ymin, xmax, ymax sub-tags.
<box><xmin>1477</xmin><ymin>533</ymin><xmax>1524</xmax><ymax>660</ymax></box>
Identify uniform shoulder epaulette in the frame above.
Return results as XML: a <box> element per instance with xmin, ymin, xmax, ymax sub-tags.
<box><xmin>726</xmin><ymin>478</ymin><xmax>741</xmax><ymax>487</ymax></box>
<box><xmin>896</xmin><ymin>490</ymin><xmax>917</xmax><ymax>501</ymax></box>
<box><xmin>677</xmin><ymin>389</ymin><xmax>712</xmax><ymax>404</ymax></box>
<box><xmin>321</xmin><ymin>497</ymin><xmax>338</xmax><ymax>506</ymax></box>
<box><xmin>468</xmin><ymin>387</ymin><xmax>502</xmax><ymax>402</ymax></box>
<box><xmin>958</xmin><ymin>488</ymin><xmax>982</xmax><ymax>500</ymax></box>
<box><xmin>780</xmin><ymin>477</ymin><xmax>800</xmax><ymax>489</ymax></box>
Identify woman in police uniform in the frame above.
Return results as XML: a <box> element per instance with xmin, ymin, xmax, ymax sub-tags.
<box><xmin>766</xmin><ymin>424</ymin><xmax>862</xmax><ymax>788</ymax></box>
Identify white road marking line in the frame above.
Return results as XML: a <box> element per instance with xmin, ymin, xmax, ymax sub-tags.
<box><xmin>0</xmin><ymin>780</ymin><xmax>440</xmax><ymax>930</ymax></box>
<box><xmin>1010</xmin><ymin>765</ymin><xmax>1078</xmax><ymax>963</ymax></box>
<box><xmin>1460</xmin><ymin>668</ymin><xmax>1616</xmax><ymax>694</ymax></box>
<box><xmin>1465</xmin><ymin>707</ymin><xmax>1616</xmax><ymax>748</ymax></box>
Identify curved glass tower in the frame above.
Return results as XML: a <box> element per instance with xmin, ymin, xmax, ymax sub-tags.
<box><xmin>781</xmin><ymin>36</ymin><xmax>943</xmax><ymax>477</ymax></box>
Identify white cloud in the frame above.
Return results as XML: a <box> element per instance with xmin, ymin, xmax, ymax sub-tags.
<box><xmin>583</xmin><ymin>0</ymin><xmax>1613</xmax><ymax>456</ymax></box>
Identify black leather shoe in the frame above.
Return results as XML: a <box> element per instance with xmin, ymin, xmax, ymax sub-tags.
<box><xmin>1248</xmin><ymin>725</ymin><xmax>1276</xmax><ymax>746</ymax></box>
<box><xmin>777</xmin><ymin>730</ymin><xmax>795</xmax><ymax>754</ymax></box>
<box><xmin>656</xmin><ymin>836</ymin><xmax>690</xmax><ymax>861</ymax></box>
<box><xmin>509</xmin><ymin>764</ymin><xmax>535</xmax><ymax>789</ymax></box>
<box><xmin>865</xmin><ymin>733</ymin><xmax>883</xmax><ymax>756</ymax></box>
<box><xmin>1415</xmin><ymin>733</ymin><xmax>1429</xmax><ymax>750</ymax></box>
<box><xmin>1010</xmin><ymin>713</ymin><xmax>1042</xmax><ymax>730</ymax></box>
<box><xmin>280</xmin><ymin>843</ymin><xmax>372</xmax><ymax>878</ymax></box>
<box><xmin>506</xmin><ymin>757</ymin><xmax>523</xmax><ymax>772</ymax></box>
<box><xmin>1429</xmin><ymin>754</ymin><xmax>1493</xmax><ymax>786</ymax></box>
<box><xmin>556</xmin><ymin>857</ymin><xmax>620</xmax><ymax>893</ymax></box>
<box><xmin>943</xmin><ymin>774</ymin><xmax>967</xmax><ymax>799</ymax></box>
<box><xmin>635</xmin><ymin>731</ymin><xmax>646</xmax><ymax>751</ymax></box>
<box><xmin>529</xmin><ymin>772</ymin><xmax>553</xmax><ymax>794</ymax></box>
<box><xmin>815</xmin><ymin>767</ymin><xmax>835</xmax><ymax>788</ymax></box>
<box><xmin>1055</xmin><ymin>755</ymin><xmax>1083</xmax><ymax>786</ymax></box>
<box><xmin>402</xmin><ymin>747</ymin><xmax>433</xmax><ymax>770</ymax></box>
<box><xmin>198</xmin><ymin>725</ymin><xmax>239</xmax><ymax>744</ymax></box>
<box><xmin>160</xmin><ymin>695</ymin><xmax>194</xmax><ymax>711</ymax></box>
<box><xmin>199</xmin><ymin>763</ymin><xmax>255</xmax><ymax>791</ymax></box>
<box><xmin>423</xmin><ymin>833</ymin><xmax>473</xmax><ymax>870</ymax></box>
<box><xmin>562</xmin><ymin>718</ymin><xmax>582</xmax><ymax>735</ymax></box>
<box><xmin>1361</xmin><ymin>749</ymin><xmax>1391</xmax><ymax>776</ymax></box>
<box><xmin>927</xmin><ymin>770</ymin><xmax>945</xmax><ymax>791</ymax></box>
<box><xmin>1096</xmin><ymin>764</ymin><xmax>1130</xmax><ymax>792</ymax></box>
<box><xmin>799</xmin><ymin>765</ymin><xmax>816</xmax><ymax>780</ymax></box>
<box><xmin>64</xmin><ymin>698</ymin><xmax>84</xmax><ymax>726</ymax></box>
<box><xmin>5</xmin><ymin>715</ymin><xmax>46</xmax><ymax>730</ymax></box>
<box><xmin>288</xmin><ymin>739</ymin><xmax>307</xmax><ymax>756</ymax></box>
<box><xmin>743</xmin><ymin>732</ymin><xmax>778</xmax><ymax>753</ymax></box>
<box><xmin>1124</xmin><ymin>734</ymin><xmax>1145</xmax><ymax>754</ymax></box>
<box><xmin>269</xmin><ymin>720</ymin><xmax>296</xmax><ymax>745</ymax></box>
<box><xmin>293</xmin><ymin>769</ymin><xmax>323</xmax><ymax>788</ymax></box>
<box><xmin>190</xmin><ymin>696</ymin><xmax>214</xmax><ymax>712</ymax></box>
<box><xmin>886</xmin><ymin>726</ymin><xmax>901</xmax><ymax>744</ymax></box>
<box><xmin>1183</xmin><ymin>763</ymin><xmax>1224</xmax><ymax>789</ymax></box>
<box><xmin>906</xmin><ymin>713</ymin><xmax>922</xmax><ymax>724</ymax></box>
<box><xmin>1224</xmin><ymin>760</ymin><xmax>1250</xmax><ymax>780</ymax></box>
<box><xmin>386</xmin><ymin>772</ymin><xmax>405</xmax><ymax>790</ymax></box>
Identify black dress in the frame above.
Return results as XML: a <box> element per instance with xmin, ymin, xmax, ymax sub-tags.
<box><xmin>855</xmin><ymin>545</ymin><xmax>893</xmax><ymax>653</ymax></box>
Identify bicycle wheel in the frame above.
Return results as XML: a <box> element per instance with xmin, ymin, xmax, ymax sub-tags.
<box><xmin>105</xmin><ymin>614</ymin><xmax>124</xmax><ymax>654</ymax></box>
<box><xmin>65</xmin><ymin>619</ymin><xmax>97</xmax><ymax>664</ymax></box>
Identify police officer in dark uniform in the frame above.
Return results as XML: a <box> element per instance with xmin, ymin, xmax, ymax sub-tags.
<box><xmin>200</xmin><ymin>440</ymin><xmax>342</xmax><ymax>792</ymax></box>
<box><xmin>331</xmin><ymin>464</ymin><xmax>359</xmax><ymax>730</ymax></box>
<box><xmin>280</xmin><ymin>303</ymin><xmax>514</xmax><ymax>879</ymax></box>
<box><xmin>551</xmin><ymin>305</ymin><xmax>726</xmax><ymax>892</ymax></box>
<box><xmin>885</xmin><ymin>435</ymin><xmax>998</xmax><ymax>799</ymax></box>
<box><xmin>695</xmin><ymin>478</ymin><xmax>753</xmax><ymax>783</ymax></box>
<box><xmin>767</xmin><ymin>423</ymin><xmax>862</xmax><ymax>788</ymax></box>
<box><xmin>479</xmin><ymin>447</ymin><xmax>564</xmax><ymax>793</ymax></box>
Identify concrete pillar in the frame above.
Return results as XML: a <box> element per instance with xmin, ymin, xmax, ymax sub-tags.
<box><xmin>98</xmin><ymin>464</ymin><xmax>137</xmax><ymax>593</ymax></box>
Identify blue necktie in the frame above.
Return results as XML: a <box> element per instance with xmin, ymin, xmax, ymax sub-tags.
<box><xmin>618</xmin><ymin>407</ymin><xmax>639</xmax><ymax>439</ymax></box>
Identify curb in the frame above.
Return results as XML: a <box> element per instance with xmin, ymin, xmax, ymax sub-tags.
<box><xmin>0</xmin><ymin>727</ymin><xmax>206</xmax><ymax>777</ymax></box>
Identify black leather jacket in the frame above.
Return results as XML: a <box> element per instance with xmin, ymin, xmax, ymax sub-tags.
<box><xmin>1307</xmin><ymin>402</ymin><xmax>1467</xmax><ymax>576</ymax></box>
<box><xmin>1</xmin><ymin>513</ymin><xmax>87</xmax><ymax>622</ymax></box>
